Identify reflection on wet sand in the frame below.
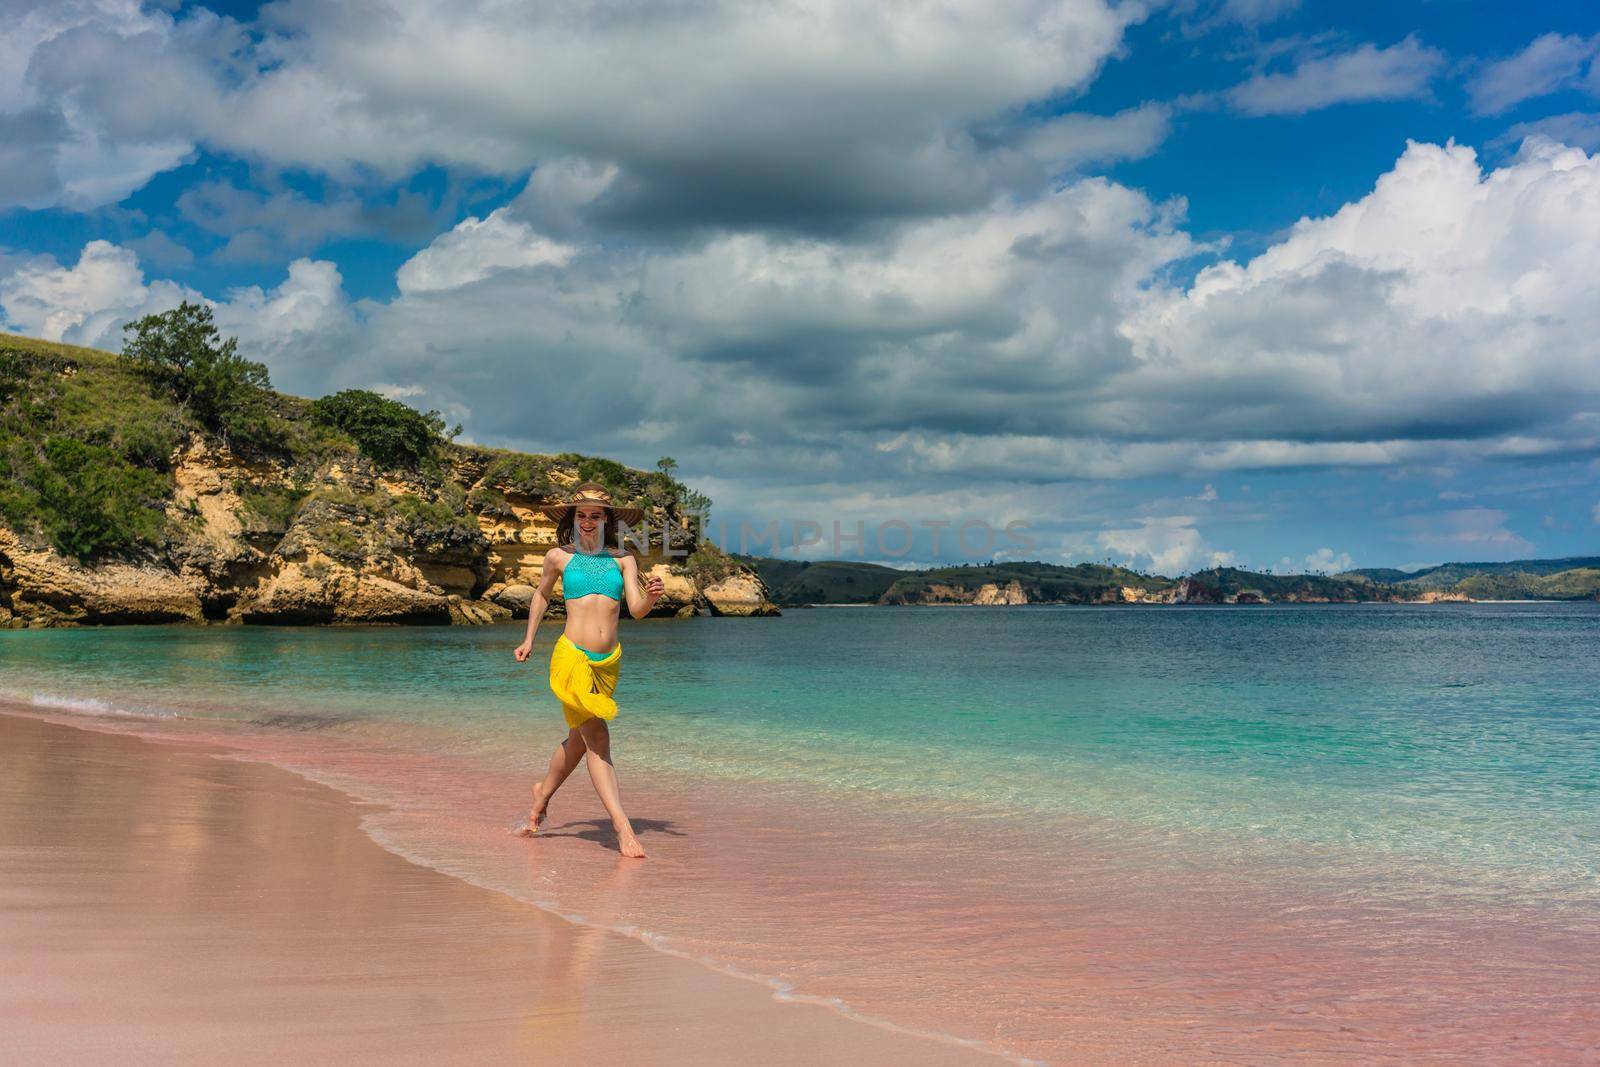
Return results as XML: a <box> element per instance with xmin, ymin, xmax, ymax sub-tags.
<box><xmin>0</xmin><ymin>712</ymin><xmax>999</xmax><ymax>1066</ymax></box>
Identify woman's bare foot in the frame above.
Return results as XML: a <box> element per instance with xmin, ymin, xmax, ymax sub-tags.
<box><xmin>617</xmin><ymin>826</ymin><xmax>646</xmax><ymax>858</ymax></box>
<box><xmin>527</xmin><ymin>781</ymin><xmax>550</xmax><ymax>833</ymax></box>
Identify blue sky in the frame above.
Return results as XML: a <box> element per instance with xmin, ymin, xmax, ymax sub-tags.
<box><xmin>3</xmin><ymin>0</ymin><xmax>1599</xmax><ymax>572</ymax></box>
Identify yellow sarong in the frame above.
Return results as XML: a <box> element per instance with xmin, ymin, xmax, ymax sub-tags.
<box><xmin>549</xmin><ymin>633</ymin><xmax>623</xmax><ymax>729</ymax></box>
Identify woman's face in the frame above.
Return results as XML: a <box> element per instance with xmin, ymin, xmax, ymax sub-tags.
<box><xmin>574</xmin><ymin>505</ymin><xmax>607</xmax><ymax>537</ymax></box>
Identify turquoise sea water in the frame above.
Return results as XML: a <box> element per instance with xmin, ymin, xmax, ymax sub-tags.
<box><xmin>5</xmin><ymin>602</ymin><xmax>1598</xmax><ymax>901</ymax></box>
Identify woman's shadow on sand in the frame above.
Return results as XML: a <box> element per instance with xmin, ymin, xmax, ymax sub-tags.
<box><xmin>511</xmin><ymin>816</ymin><xmax>684</xmax><ymax>853</ymax></box>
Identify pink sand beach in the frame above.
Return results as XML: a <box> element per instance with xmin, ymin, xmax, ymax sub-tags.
<box><xmin>4</xmin><ymin>695</ymin><xmax>1598</xmax><ymax>1065</ymax></box>
<box><xmin>0</xmin><ymin>712</ymin><xmax>997</xmax><ymax>1066</ymax></box>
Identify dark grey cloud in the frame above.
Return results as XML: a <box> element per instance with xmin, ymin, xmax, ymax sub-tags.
<box><xmin>10</xmin><ymin>0</ymin><xmax>1144</xmax><ymax>233</ymax></box>
<box><xmin>0</xmin><ymin>107</ymin><xmax>67</xmax><ymax>206</ymax></box>
<box><xmin>175</xmin><ymin>180</ymin><xmax>441</xmax><ymax>262</ymax></box>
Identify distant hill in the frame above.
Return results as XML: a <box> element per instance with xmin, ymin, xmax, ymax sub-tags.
<box><xmin>1185</xmin><ymin>567</ymin><xmax>1386</xmax><ymax>603</ymax></box>
<box><xmin>1342</xmin><ymin>567</ymin><xmax>1412</xmax><ymax>583</ymax></box>
<box><xmin>740</xmin><ymin>554</ymin><xmax>1600</xmax><ymax>606</ymax></box>
<box><xmin>879</xmin><ymin>561</ymin><xmax>1167</xmax><ymax>605</ymax></box>
<box><xmin>1347</xmin><ymin>556</ymin><xmax>1600</xmax><ymax>593</ymax></box>
<box><xmin>730</xmin><ymin>557</ymin><xmax>904</xmax><ymax>605</ymax></box>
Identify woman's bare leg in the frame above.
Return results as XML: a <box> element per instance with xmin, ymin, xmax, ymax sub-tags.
<box><xmin>577</xmin><ymin>719</ymin><xmax>645</xmax><ymax>858</ymax></box>
<box><xmin>529</xmin><ymin>728</ymin><xmax>586</xmax><ymax>830</ymax></box>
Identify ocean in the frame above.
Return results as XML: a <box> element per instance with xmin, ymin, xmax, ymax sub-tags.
<box><xmin>4</xmin><ymin>602</ymin><xmax>1598</xmax><ymax>1062</ymax></box>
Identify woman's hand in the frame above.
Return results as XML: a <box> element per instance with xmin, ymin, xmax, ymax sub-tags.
<box><xmin>645</xmin><ymin>575</ymin><xmax>665</xmax><ymax>601</ymax></box>
<box><xmin>514</xmin><ymin>641</ymin><xmax>533</xmax><ymax>662</ymax></box>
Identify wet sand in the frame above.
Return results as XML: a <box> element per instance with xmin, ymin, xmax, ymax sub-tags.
<box><xmin>0</xmin><ymin>712</ymin><xmax>999</xmax><ymax>1066</ymax></box>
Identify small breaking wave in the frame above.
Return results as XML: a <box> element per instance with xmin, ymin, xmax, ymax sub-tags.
<box><xmin>27</xmin><ymin>692</ymin><xmax>178</xmax><ymax>720</ymax></box>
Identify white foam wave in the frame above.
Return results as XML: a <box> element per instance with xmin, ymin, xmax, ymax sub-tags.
<box><xmin>28</xmin><ymin>692</ymin><xmax>176</xmax><ymax>719</ymax></box>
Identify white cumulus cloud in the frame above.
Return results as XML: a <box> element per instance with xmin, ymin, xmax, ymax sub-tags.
<box><xmin>1301</xmin><ymin>547</ymin><xmax>1356</xmax><ymax>573</ymax></box>
<box><xmin>0</xmin><ymin>239</ymin><xmax>193</xmax><ymax>345</ymax></box>
<box><xmin>396</xmin><ymin>210</ymin><xmax>576</xmax><ymax>294</ymax></box>
<box><xmin>1097</xmin><ymin>515</ymin><xmax>1235</xmax><ymax>574</ymax></box>
<box><xmin>1116</xmin><ymin>138</ymin><xmax>1600</xmax><ymax>449</ymax></box>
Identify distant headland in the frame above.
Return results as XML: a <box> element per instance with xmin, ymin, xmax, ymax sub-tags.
<box><xmin>736</xmin><ymin>555</ymin><xmax>1600</xmax><ymax>607</ymax></box>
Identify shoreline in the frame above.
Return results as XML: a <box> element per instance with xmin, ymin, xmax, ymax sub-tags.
<box><xmin>8</xmin><ymin>597</ymin><xmax>1591</xmax><ymax>630</ymax></box>
<box><xmin>0</xmin><ymin>709</ymin><xmax>1002</xmax><ymax>1066</ymax></box>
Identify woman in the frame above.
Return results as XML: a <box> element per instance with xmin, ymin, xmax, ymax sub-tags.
<box><xmin>514</xmin><ymin>481</ymin><xmax>664</xmax><ymax>858</ymax></box>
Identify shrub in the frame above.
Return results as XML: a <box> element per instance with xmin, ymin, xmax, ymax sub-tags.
<box><xmin>467</xmin><ymin>485</ymin><xmax>516</xmax><ymax>519</ymax></box>
<box><xmin>558</xmin><ymin>452</ymin><xmax>631</xmax><ymax>498</ymax></box>
<box><xmin>31</xmin><ymin>437</ymin><xmax>171</xmax><ymax>559</ymax></box>
<box><xmin>114</xmin><ymin>414</ymin><xmax>183</xmax><ymax>471</ymax></box>
<box><xmin>481</xmin><ymin>453</ymin><xmax>562</xmax><ymax>497</ymax></box>
<box><xmin>680</xmin><ymin>543</ymin><xmax>742</xmax><ymax>586</ymax></box>
<box><xmin>0</xmin><ymin>436</ymin><xmax>37</xmax><ymax>529</ymax></box>
<box><xmin>437</xmin><ymin>479</ymin><xmax>468</xmax><ymax>514</ymax></box>
<box><xmin>389</xmin><ymin>492</ymin><xmax>468</xmax><ymax>531</ymax></box>
<box><xmin>0</xmin><ymin>344</ymin><xmax>181</xmax><ymax>559</ymax></box>
<box><xmin>310</xmin><ymin>389</ymin><xmax>458</xmax><ymax>469</ymax></box>
<box><xmin>307</xmin><ymin>482</ymin><xmax>355</xmax><ymax>503</ymax></box>
<box><xmin>240</xmin><ymin>484</ymin><xmax>309</xmax><ymax>533</ymax></box>
<box><xmin>312</xmin><ymin>520</ymin><xmax>364</xmax><ymax>561</ymax></box>
<box><xmin>0</xmin><ymin>350</ymin><xmax>23</xmax><ymax>403</ymax></box>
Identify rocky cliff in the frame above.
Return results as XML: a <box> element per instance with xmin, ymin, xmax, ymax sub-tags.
<box><xmin>1</xmin><ymin>436</ymin><xmax>777</xmax><ymax>628</ymax></box>
<box><xmin>1</xmin><ymin>436</ymin><xmax>777</xmax><ymax>627</ymax></box>
<box><xmin>0</xmin><ymin>333</ymin><xmax>777</xmax><ymax>628</ymax></box>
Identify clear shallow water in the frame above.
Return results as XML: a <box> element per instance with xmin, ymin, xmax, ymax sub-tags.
<box><xmin>5</xmin><ymin>603</ymin><xmax>1600</xmax><ymax>1062</ymax></box>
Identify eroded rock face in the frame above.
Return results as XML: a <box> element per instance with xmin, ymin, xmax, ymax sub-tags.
<box><xmin>2</xmin><ymin>436</ymin><xmax>777</xmax><ymax>628</ymax></box>
<box><xmin>701</xmin><ymin>572</ymin><xmax>781</xmax><ymax>616</ymax></box>
<box><xmin>488</xmin><ymin>583</ymin><xmax>536</xmax><ymax>616</ymax></box>
<box><xmin>972</xmin><ymin>580</ymin><xmax>1027</xmax><ymax>606</ymax></box>
<box><xmin>0</xmin><ymin>527</ymin><xmax>205</xmax><ymax>626</ymax></box>
<box><xmin>1169</xmin><ymin>578</ymin><xmax>1224</xmax><ymax>604</ymax></box>
<box><xmin>881</xmin><ymin>580</ymin><xmax>1032</xmax><ymax>606</ymax></box>
<box><xmin>880</xmin><ymin>582</ymin><xmax>965</xmax><ymax>605</ymax></box>
<box><xmin>1414</xmin><ymin>590</ymin><xmax>1472</xmax><ymax>603</ymax></box>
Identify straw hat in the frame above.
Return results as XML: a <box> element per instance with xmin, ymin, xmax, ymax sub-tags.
<box><xmin>538</xmin><ymin>480</ymin><xmax>645</xmax><ymax>526</ymax></box>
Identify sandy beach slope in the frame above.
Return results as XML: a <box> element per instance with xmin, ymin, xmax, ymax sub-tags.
<box><xmin>0</xmin><ymin>712</ymin><xmax>999</xmax><ymax>1067</ymax></box>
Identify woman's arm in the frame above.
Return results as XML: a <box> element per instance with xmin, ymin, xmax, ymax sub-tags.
<box><xmin>622</xmin><ymin>555</ymin><xmax>665</xmax><ymax>620</ymax></box>
<box><xmin>514</xmin><ymin>549</ymin><xmax>563</xmax><ymax>661</ymax></box>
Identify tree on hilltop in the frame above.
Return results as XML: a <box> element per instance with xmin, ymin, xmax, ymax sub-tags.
<box><xmin>311</xmin><ymin>389</ymin><xmax>460</xmax><ymax>469</ymax></box>
<box><xmin>122</xmin><ymin>301</ymin><xmax>281</xmax><ymax>452</ymax></box>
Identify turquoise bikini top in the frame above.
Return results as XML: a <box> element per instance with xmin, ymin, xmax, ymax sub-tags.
<box><xmin>562</xmin><ymin>544</ymin><xmax>625</xmax><ymax>601</ymax></box>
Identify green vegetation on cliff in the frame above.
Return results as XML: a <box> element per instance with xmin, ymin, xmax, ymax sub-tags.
<box><xmin>1</xmin><ymin>335</ymin><xmax>186</xmax><ymax>560</ymax></box>
<box><xmin>0</xmin><ymin>324</ymin><xmax>709</xmax><ymax>566</ymax></box>
<box><xmin>310</xmin><ymin>388</ymin><xmax>459</xmax><ymax>469</ymax></box>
